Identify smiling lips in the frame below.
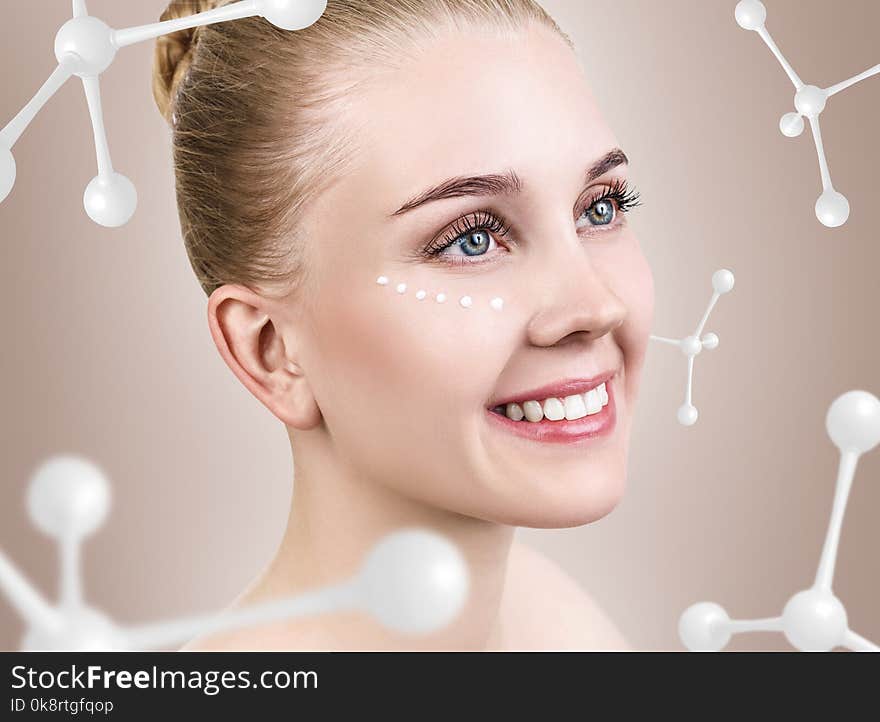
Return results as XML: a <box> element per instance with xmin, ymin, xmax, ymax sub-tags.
<box><xmin>486</xmin><ymin>374</ymin><xmax>617</xmax><ymax>444</ymax></box>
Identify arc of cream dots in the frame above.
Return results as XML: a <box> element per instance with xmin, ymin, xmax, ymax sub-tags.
<box><xmin>735</xmin><ymin>0</ymin><xmax>880</xmax><ymax>228</ymax></box>
<box><xmin>679</xmin><ymin>390</ymin><xmax>880</xmax><ymax>652</ymax></box>
<box><xmin>376</xmin><ymin>275</ymin><xmax>504</xmax><ymax>311</ymax></box>
<box><xmin>0</xmin><ymin>0</ymin><xmax>328</xmax><ymax>227</ymax></box>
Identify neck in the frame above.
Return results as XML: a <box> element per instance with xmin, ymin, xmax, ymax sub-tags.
<box><xmin>251</xmin><ymin>426</ymin><xmax>516</xmax><ymax>650</ymax></box>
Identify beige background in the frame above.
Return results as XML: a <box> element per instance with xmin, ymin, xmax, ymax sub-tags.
<box><xmin>1</xmin><ymin>0</ymin><xmax>878</xmax><ymax>651</ymax></box>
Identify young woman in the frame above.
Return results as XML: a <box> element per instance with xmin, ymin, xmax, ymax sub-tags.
<box><xmin>152</xmin><ymin>0</ymin><xmax>654</xmax><ymax>650</ymax></box>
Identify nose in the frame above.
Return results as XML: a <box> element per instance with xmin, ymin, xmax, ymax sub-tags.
<box><xmin>525</xmin><ymin>253</ymin><xmax>627</xmax><ymax>348</ymax></box>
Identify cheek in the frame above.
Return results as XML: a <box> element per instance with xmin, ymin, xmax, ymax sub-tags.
<box><xmin>618</xmin><ymin>241</ymin><xmax>655</xmax><ymax>406</ymax></box>
<box><xmin>596</xmin><ymin>234</ymin><xmax>655</xmax><ymax>358</ymax></box>
<box><xmin>305</xmin><ymin>273</ymin><xmax>517</xmax><ymax>461</ymax></box>
<box><xmin>624</xmin><ymin>244</ymin><xmax>655</xmax><ymax>352</ymax></box>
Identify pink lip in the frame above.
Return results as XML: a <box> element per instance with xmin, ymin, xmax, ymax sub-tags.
<box><xmin>488</xmin><ymin>371</ymin><xmax>616</xmax><ymax>409</ymax></box>
<box><xmin>485</xmin><ymin>375</ymin><xmax>618</xmax><ymax>445</ymax></box>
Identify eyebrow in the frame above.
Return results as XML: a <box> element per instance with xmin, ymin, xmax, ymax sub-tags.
<box><xmin>389</xmin><ymin>147</ymin><xmax>629</xmax><ymax>217</ymax></box>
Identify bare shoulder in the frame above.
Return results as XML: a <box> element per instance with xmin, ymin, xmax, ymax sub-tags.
<box><xmin>501</xmin><ymin>540</ymin><xmax>632</xmax><ymax>651</ymax></box>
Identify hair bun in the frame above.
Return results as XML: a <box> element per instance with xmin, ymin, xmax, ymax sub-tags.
<box><xmin>152</xmin><ymin>0</ymin><xmax>224</xmax><ymax>125</ymax></box>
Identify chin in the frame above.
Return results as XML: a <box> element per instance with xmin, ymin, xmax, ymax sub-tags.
<box><xmin>482</xmin><ymin>465</ymin><xmax>628</xmax><ymax>529</ymax></box>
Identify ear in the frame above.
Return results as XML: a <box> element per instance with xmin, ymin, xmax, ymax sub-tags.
<box><xmin>206</xmin><ymin>284</ymin><xmax>322</xmax><ymax>430</ymax></box>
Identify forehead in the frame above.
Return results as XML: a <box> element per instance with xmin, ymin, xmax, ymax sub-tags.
<box><xmin>342</xmin><ymin>23</ymin><xmax>619</xmax><ymax>211</ymax></box>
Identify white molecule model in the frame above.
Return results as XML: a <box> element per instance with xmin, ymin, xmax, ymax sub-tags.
<box><xmin>680</xmin><ymin>390</ymin><xmax>880</xmax><ymax>652</ymax></box>
<box><xmin>0</xmin><ymin>0</ymin><xmax>326</xmax><ymax>227</ymax></box>
<box><xmin>734</xmin><ymin>0</ymin><xmax>880</xmax><ymax>228</ymax></box>
<box><xmin>0</xmin><ymin>455</ymin><xmax>469</xmax><ymax>650</ymax></box>
<box><xmin>650</xmin><ymin>269</ymin><xmax>735</xmax><ymax>426</ymax></box>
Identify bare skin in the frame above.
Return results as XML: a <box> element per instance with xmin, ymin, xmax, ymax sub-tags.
<box><xmin>190</xmin><ymin>20</ymin><xmax>653</xmax><ymax>651</ymax></box>
<box><xmin>183</xmin><ymin>541</ymin><xmax>630</xmax><ymax>651</ymax></box>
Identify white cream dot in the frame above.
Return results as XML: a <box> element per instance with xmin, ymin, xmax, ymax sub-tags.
<box><xmin>436</xmin><ymin>293</ymin><xmax>447</xmax><ymax>303</ymax></box>
<box><xmin>415</xmin><ymin>290</ymin><xmax>427</xmax><ymax>300</ymax></box>
<box><xmin>376</xmin><ymin>275</ymin><xmax>389</xmax><ymax>285</ymax></box>
<box><xmin>459</xmin><ymin>295</ymin><xmax>473</xmax><ymax>308</ymax></box>
<box><xmin>490</xmin><ymin>297</ymin><xmax>504</xmax><ymax>311</ymax></box>
<box><xmin>396</xmin><ymin>283</ymin><xmax>407</xmax><ymax>294</ymax></box>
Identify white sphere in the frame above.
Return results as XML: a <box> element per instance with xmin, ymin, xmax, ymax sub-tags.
<box><xmin>27</xmin><ymin>455</ymin><xmax>111</xmax><ymax>539</ymax></box>
<box><xmin>355</xmin><ymin>528</ymin><xmax>469</xmax><ymax>635</ymax></box>
<box><xmin>54</xmin><ymin>16</ymin><xmax>117</xmax><ymax>76</ymax></box>
<box><xmin>814</xmin><ymin>189</ymin><xmax>849</xmax><ymax>228</ymax></box>
<box><xmin>22</xmin><ymin>607</ymin><xmax>122</xmax><ymax>651</ymax></box>
<box><xmin>782</xmin><ymin>588</ymin><xmax>847</xmax><ymax>651</ymax></box>
<box><xmin>779</xmin><ymin>111</ymin><xmax>805</xmax><ymax>138</ymax></box>
<box><xmin>677</xmin><ymin>404</ymin><xmax>699</xmax><ymax>426</ymax></box>
<box><xmin>259</xmin><ymin>0</ymin><xmax>327</xmax><ymax>31</ymax></box>
<box><xmin>712</xmin><ymin>269</ymin><xmax>735</xmax><ymax>294</ymax></box>
<box><xmin>825</xmin><ymin>390</ymin><xmax>880</xmax><ymax>455</ymax></box>
<box><xmin>794</xmin><ymin>85</ymin><xmax>827</xmax><ymax>117</ymax></box>
<box><xmin>734</xmin><ymin>0</ymin><xmax>766</xmax><ymax>30</ymax></box>
<box><xmin>83</xmin><ymin>173</ymin><xmax>137</xmax><ymax>227</ymax></box>
<box><xmin>701</xmin><ymin>332</ymin><xmax>719</xmax><ymax>350</ymax></box>
<box><xmin>679</xmin><ymin>602</ymin><xmax>731</xmax><ymax>651</ymax></box>
<box><xmin>680</xmin><ymin>335</ymin><xmax>702</xmax><ymax>357</ymax></box>
<box><xmin>0</xmin><ymin>145</ymin><xmax>15</xmax><ymax>203</ymax></box>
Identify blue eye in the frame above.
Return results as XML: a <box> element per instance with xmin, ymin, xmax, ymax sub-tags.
<box><xmin>577</xmin><ymin>178</ymin><xmax>642</xmax><ymax>231</ymax></box>
<box><xmin>421</xmin><ymin>180</ymin><xmax>641</xmax><ymax>263</ymax></box>
<box><xmin>454</xmin><ymin>230</ymin><xmax>494</xmax><ymax>256</ymax></box>
<box><xmin>423</xmin><ymin>209</ymin><xmax>510</xmax><ymax>261</ymax></box>
<box><xmin>584</xmin><ymin>199</ymin><xmax>615</xmax><ymax>225</ymax></box>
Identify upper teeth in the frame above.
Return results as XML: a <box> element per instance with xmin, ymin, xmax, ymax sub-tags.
<box><xmin>503</xmin><ymin>382</ymin><xmax>609</xmax><ymax>422</ymax></box>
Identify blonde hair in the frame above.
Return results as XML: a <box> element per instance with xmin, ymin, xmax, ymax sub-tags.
<box><xmin>152</xmin><ymin>0</ymin><xmax>573</xmax><ymax>298</ymax></box>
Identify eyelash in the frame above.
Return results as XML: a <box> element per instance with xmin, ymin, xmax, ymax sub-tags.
<box><xmin>421</xmin><ymin>178</ymin><xmax>642</xmax><ymax>262</ymax></box>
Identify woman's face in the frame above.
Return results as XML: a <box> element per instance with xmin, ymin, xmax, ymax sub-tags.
<box><xmin>289</xmin><ymin>23</ymin><xmax>654</xmax><ymax>527</ymax></box>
